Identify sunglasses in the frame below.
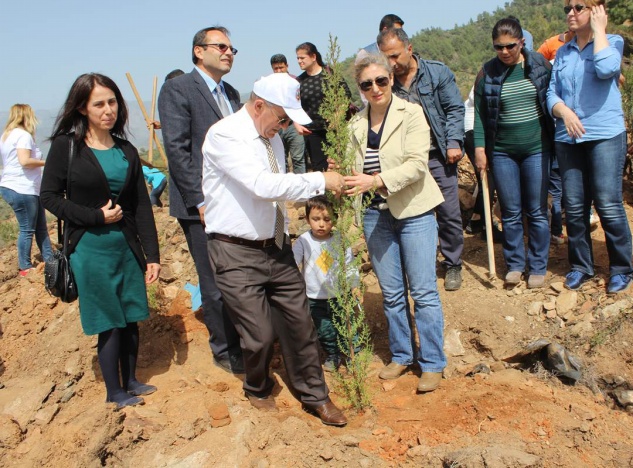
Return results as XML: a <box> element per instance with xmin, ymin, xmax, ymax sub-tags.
<box><xmin>564</xmin><ymin>4</ymin><xmax>588</xmax><ymax>14</ymax></box>
<box><xmin>359</xmin><ymin>76</ymin><xmax>390</xmax><ymax>92</ymax></box>
<box><xmin>266</xmin><ymin>103</ymin><xmax>290</xmax><ymax>125</ymax></box>
<box><xmin>199</xmin><ymin>43</ymin><xmax>238</xmax><ymax>55</ymax></box>
<box><xmin>493</xmin><ymin>42</ymin><xmax>519</xmax><ymax>51</ymax></box>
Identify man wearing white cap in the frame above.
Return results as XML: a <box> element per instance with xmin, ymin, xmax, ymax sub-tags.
<box><xmin>202</xmin><ymin>73</ymin><xmax>347</xmax><ymax>426</ymax></box>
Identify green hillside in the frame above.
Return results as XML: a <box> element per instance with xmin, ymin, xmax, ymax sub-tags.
<box><xmin>341</xmin><ymin>0</ymin><xmax>632</xmax><ymax>102</ymax></box>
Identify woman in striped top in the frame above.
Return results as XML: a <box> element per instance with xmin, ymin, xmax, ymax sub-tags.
<box><xmin>345</xmin><ymin>54</ymin><xmax>446</xmax><ymax>394</ymax></box>
<box><xmin>474</xmin><ymin>17</ymin><xmax>555</xmax><ymax>289</ymax></box>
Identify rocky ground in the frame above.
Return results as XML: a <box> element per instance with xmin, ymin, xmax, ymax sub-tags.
<box><xmin>1</xmin><ymin>164</ymin><xmax>633</xmax><ymax>467</ymax></box>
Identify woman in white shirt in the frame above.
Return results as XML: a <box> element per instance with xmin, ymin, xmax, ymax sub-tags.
<box><xmin>0</xmin><ymin>104</ymin><xmax>54</xmax><ymax>276</ymax></box>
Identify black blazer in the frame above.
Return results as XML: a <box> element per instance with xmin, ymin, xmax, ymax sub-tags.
<box><xmin>157</xmin><ymin>69</ymin><xmax>240</xmax><ymax>220</ymax></box>
<box><xmin>40</xmin><ymin>134</ymin><xmax>160</xmax><ymax>270</ymax></box>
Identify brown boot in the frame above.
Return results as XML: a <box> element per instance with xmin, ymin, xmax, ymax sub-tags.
<box><xmin>379</xmin><ymin>362</ymin><xmax>409</xmax><ymax>380</ymax></box>
<box><xmin>417</xmin><ymin>372</ymin><xmax>442</xmax><ymax>393</ymax></box>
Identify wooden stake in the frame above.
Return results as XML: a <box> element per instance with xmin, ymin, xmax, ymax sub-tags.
<box><xmin>481</xmin><ymin>170</ymin><xmax>496</xmax><ymax>279</ymax></box>
<box><xmin>125</xmin><ymin>72</ymin><xmax>167</xmax><ymax>166</ymax></box>
<box><xmin>148</xmin><ymin>76</ymin><xmax>158</xmax><ymax>164</ymax></box>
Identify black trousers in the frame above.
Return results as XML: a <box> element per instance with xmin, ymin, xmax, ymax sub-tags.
<box><xmin>208</xmin><ymin>237</ymin><xmax>329</xmax><ymax>407</ymax></box>
<box><xmin>178</xmin><ymin>219</ymin><xmax>241</xmax><ymax>359</ymax></box>
<box><xmin>428</xmin><ymin>151</ymin><xmax>464</xmax><ymax>268</ymax></box>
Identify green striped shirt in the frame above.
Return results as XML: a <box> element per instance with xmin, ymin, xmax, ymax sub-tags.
<box><xmin>495</xmin><ymin>63</ymin><xmax>550</xmax><ymax>155</ymax></box>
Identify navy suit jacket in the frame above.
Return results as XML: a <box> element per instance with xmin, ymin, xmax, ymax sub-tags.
<box><xmin>158</xmin><ymin>68</ymin><xmax>240</xmax><ymax>220</ymax></box>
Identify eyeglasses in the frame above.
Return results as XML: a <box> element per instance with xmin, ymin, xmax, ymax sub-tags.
<box><xmin>359</xmin><ymin>76</ymin><xmax>390</xmax><ymax>92</ymax></box>
<box><xmin>564</xmin><ymin>4</ymin><xmax>588</xmax><ymax>14</ymax></box>
<box><xmin>493</xmin><ymin>42</ymin><xmax>519</xmax><ymax>51</ymax></box>
<box><xmin>265</xmin><ymin>103</ymin><xmax>290</xmax><ymax>125</ymax></box>
<box><xmin>199</xmin><ymin>43</ymin><xmax>238</xmax><ymax>55</ymax></box>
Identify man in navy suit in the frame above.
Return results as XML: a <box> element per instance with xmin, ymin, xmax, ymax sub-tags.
<box><xmin>158</xmin><ymin>26</ymin><xmax>243</xmax><ymax>373</ymax></box>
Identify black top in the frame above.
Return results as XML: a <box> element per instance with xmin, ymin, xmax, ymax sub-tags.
<box><xmin>40</xmin><ymin>133</ymin><xmax>160</xmax><ymax>270</ymax></box>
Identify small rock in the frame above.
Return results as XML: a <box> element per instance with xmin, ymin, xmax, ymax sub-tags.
<box><xmin>210</xmin><ymin>418</ymin><xmax>231</xmax><ymax>428</ymax></box>
<box><xmin>504</xmin><ymin>316</ymin><xmax>515</xmax><ymax>322</ymax></box>
<box><xmin>527</xmin><ymin>301</ymin><xmax>543</xmax><ymax>316</ymax></box>
<box><xmin>163</xmin><ymin>285</ymin><xmax>179</xmax><ymax>300</ymax></box>
<box><xmin>444</xmin><ymin>329</ymin><xmax>465</xmax><ymax>356</ymax></box>
<box><xmin>490</xmin><ymin>361</ymin><xmax>506</xmax><ymax>372</ymax></box>
<box><xmin>207</xmin><ymin>402</ymin><xmax>230</xmax><ymax>420</ymax></box>
<box><xmin>550</xmin><ymin>281</ymin><xmax>565</xmax><ymax>293</ymax></box>
<box><xmin>59</xmin><ymin>388</ymin><xmax>75</xmax><ymax>404</ymax></box>
<box><xmin>579</xmin><ymin>422</ymin><xmax>591</xmax><ymax>433</ymax></box>
<box><xmin>601</xmin><ymin>299</ymin><xmax>633</xmax><ymax>320</ymax></box>
<box><xmin>613</xmin><ymin>389</ymin><xmax>633</xmax><ymax>407</ymax></box>
<box><xmin>339</xmin><ymin>435</ymin><xmax>359</xmax><ymax>447</ymax></box>
<box><xmin>579</xmin><ymin>300</ymin><xmax>596</xmax><ymax>315</ymax></box>
<box><xmin>556</xmin><ymin>291</ymin><xmax>578</xmax><ymax>315</ymax></box>
<box><xmin>407</xmin><ymin>444</ymin><xmax>430</xmax><ymax>459</ymax></box>
<box><xmin>381</xmin><ymin>381</ymin><xmax>397</xmax><ymax>392</ymax></box>
<box><xmin>546</xmin><ymin>309</ymin><xmax>557</xmax><ymax>319</ymax></box>
<box><xmin>543</xmin><ymin>301</ymin><xmax>556</xmax><ymax>311</ymax></box>
<box><xmin>34</xmin><ymin>404</ymin><xmax>60</xmax><ymax>425</ymax></box>
<box><xmin>319</xmin><ymin>449</ymin><xmax>334</xmax><ymax>461</ymax></box>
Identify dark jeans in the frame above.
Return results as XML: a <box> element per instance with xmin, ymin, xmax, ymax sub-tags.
<box><xmin>209</xmin><ymin>238</ymin><xmax>328</xmax><ymax>406</ymax></box>
<box><xmin>549</xmin><ymin>155</ymin><xmax>563</xmax><ymax>237</ymax></box>
<box><xmin>304</xmin><ymin>130</ymin><xmax>327</xmax><ymax>172</ymax></box>
<box><xmin>491</xmin><ymin>151</ymin><xmax>551</xmax><ymax>275</ymax></box>
<box><xmin>308</xmin><ymin>298</ymin><xmax>339</xmax><ymax>357</ymax></box>
<box><xmin>280</xmin><ymin>125</ymin><xmax>306</xmax><ymax>174</ymax></box>
<box><xmin>464</xmin><ymin>130</ymin><xmax>495</xmax><ymax>217</ymax></box>
<box><xmin>555</xmin><ymin>131</ymin><xmax>633</xmax><ymax>276</ymax></box>
<box><xmin>428</xmin><ymin>152</ymin><xmax>463</xmax><ymax>268</ymax></box>
<box><xmin>178</xmin><ymin>219</ymin><xmax>241</xmax><ymax>360</ymax></box>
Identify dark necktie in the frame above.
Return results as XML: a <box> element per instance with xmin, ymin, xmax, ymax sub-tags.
<box><xmin>259</xmin><ymin>137</ymin><xmax>285</xmax><ymax>249</ymax></box>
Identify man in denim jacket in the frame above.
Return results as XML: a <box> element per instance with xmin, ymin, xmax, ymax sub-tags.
<box><xmin>379</xmin><ymin>28</ymin><xmax>465</xmax><ymax>291</ymax></box>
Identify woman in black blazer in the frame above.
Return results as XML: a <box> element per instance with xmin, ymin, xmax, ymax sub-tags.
<box><xmin>41</xmin><ymin>73</ymin><xmax>160</xmax><ymax>409</ymax></box>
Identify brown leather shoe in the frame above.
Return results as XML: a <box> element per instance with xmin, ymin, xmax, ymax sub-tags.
<box><xmin>246</xmin><ymin>393</ymin><xmax>278</xmax><ymax>412</ymax></box>
<box><xmin>304</xmin><ymin>400</ymin><xmax>347</xmax><ymax>426</ymax></box>
<box><xmin>379</xmin><ymin>362</ymin><xmax>409</xmax><ymax>380</ymax></box>
<box><xmin>417</xmin><ymin>372</ymin><xmax>442</xmax><ymax>393</ymax></box>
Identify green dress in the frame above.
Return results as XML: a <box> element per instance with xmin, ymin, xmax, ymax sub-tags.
<box><xmin>70</xmin><ymin>146</ymin><xmax>149</xmax><ymax>335</ymax></box>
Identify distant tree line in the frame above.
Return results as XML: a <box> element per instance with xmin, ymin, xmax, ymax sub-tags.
<box><xmin>340</xmin><ymin>0</ymin><xmax>632</xmax><ymax>102</ymax></box>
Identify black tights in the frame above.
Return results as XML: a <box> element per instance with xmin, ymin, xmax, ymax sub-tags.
<box><xmin>97</xmin><ymin>323</ymin><xmax>140</xmax><ymax>401</ymax></box>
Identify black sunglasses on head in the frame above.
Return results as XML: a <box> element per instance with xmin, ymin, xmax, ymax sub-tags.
<box><xmin>358</xmin><ymin>76</ymin><xmax>390</xmax><ymax>92</ymax></box>
<box><xmin>564</xmin><ymin>4</ymin><xmax>588</xmax><ymax>14</ymax></box>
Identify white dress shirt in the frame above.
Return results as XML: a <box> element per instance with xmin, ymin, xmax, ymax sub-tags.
<box><xmin>202</xmin><ymin>106</ymin><xmax>325</xmax><ymax>239</ymax></box>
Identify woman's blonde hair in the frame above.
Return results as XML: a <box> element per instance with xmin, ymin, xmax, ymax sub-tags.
<box><xmin>564</xmin><ymin>0</ymin><xmax>605</xmax><ymax>7</ymax></box>
<box><xmin>354</xmin><ymin>54</ymin><xmax>392</xmax><ymax>84</ymax></box>
<box><xmin>2</xmin><ymin>104</ymin><xmax>38</xmax><ymax>141</ymax></box>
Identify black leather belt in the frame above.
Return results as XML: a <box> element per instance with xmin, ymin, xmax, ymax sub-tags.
<box><xmin>208</xmin><ymin>233</ymin><xmax>278</xmax><ymax>249</ymax></box>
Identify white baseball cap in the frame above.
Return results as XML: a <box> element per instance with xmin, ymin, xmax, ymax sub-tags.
<box><xmin>252</xmin><ymin>73</ymin><xmax>311</xmax><ymax>125</ymax></box>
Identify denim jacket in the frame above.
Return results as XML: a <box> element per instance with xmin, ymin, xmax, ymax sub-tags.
<box><xmin>403</xmin><ymin>55</ymin><xmax>465</xmax><ymax>162</ymax></box>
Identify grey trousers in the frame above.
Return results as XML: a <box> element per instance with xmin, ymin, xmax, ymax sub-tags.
<box><xmin>208</xmin><ymin>237</ymin><xmax>329</xmax><ymax>407</ymax></box>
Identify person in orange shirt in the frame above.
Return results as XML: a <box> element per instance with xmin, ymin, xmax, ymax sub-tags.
<box><xmin>537</xmin><ymin>31</ymin><xmax>575</xmax><ymax>61</ymax></box>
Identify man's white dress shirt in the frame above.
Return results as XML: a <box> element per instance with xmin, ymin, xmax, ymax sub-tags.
<box><xmin>202</xmin><ymin>106</ymin><xmax>325</xmax><ymax>240</ymax></box>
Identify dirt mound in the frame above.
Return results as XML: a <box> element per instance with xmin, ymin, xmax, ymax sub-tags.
<box><xmin>1</xmin><ymin>183</ymin><xmax>633</xmax><ymax>466</ymax></box>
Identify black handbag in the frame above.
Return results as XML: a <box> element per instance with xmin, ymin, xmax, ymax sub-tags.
<box><xmin>44</xmin><ymin>138</ymin><xmax>78</xmax><ymax>303</ymax></box>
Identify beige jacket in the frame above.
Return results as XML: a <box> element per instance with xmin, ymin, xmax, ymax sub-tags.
<box><xmin>349</xmin><ymin>95</ymin><xmax>443</xmax><ymax>220</ymax></box>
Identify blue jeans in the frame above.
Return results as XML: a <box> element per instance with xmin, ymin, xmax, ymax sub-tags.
<box><xmin>555</xmin><ymin>131</ymin><xmax>633</xmax><ymax>276</ymax></box>
<box><xmin>150</xmin><ymin>178</ymin><xmax>167</xmax><ymax>207</ymax></box>
<box><xmin>363</xmin><ymin>209</ymin><xmax>446</xmax><ymax>372</ymax></box>
<box><xmin>0</xmin><ymin>187</ymin><xmax>54</xmax><ymax>270</ymax></box>
<box><xmin>491</xmin><ymin>151</ymin><xmax>551</xmax><ymax>275</ymax></box>
<box><xmin>549</xmin><ymin>155</ymin><xmax>563</xmax><ymax>237</ymax></box>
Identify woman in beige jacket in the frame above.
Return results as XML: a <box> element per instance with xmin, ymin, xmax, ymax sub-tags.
<box><xmin>344</xmin><ymin>54</ymin><xmax>446</xmax><ymax>393</ymax></box>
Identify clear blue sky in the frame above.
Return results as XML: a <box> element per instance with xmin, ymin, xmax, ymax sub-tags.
<box><xmin>2</xmin><ymin>0</ymin><xmax>508</xmax><ymax>113</ymax></box>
